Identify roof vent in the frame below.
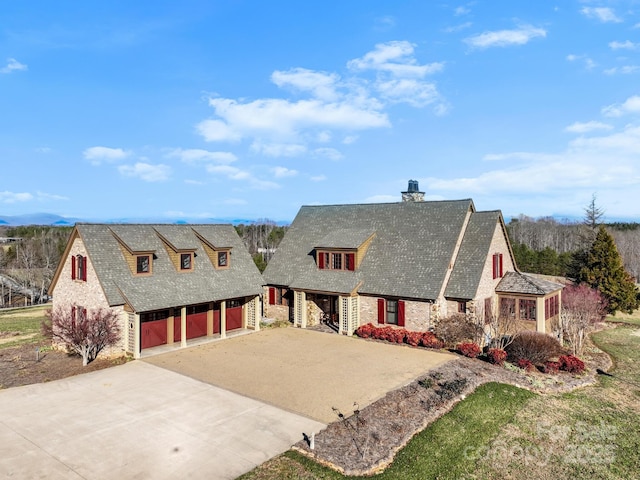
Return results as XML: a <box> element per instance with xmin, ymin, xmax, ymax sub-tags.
<box><xmin>401</xmin><ymin>179</ymin><xmax>425</xmax><ymax>202</ymax></box>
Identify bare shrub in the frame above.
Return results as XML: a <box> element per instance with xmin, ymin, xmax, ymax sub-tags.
<box><xmin>434</xmin><ymin>314</ymin><xmax>483</xmax><ymax>348</ymax></box>
<box><xmin>505</xmin><ymin>331</ymin><xmax>565</xmax><ymax>365</ymax></box>
<box><xmin>43</xmin><ymin>306</ymin><xmax>121</xmax><ymax>366</ymax></box>
<box><xmin>562</xmin><ymin>283</ymin><xmax>608</xmax><ymax>356</ymax></box>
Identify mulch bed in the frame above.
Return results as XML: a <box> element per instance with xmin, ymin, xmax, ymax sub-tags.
<box><xmin>293</xmin><ymin>327</ymin><xmax>613</xmax><ymax>476</ymax></box>
<box><xmin>0</xmin><ymin>342</ymin><xmax>128</xmax><ymax>389</ymax></box>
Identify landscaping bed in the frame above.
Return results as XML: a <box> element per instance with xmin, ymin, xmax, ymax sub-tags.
<box><xmin>292</xmin><ymin>331</ymin><xmax>612</xmax><ymax>476</ymax></box>
<box><xmin>0</xmin><ymin>341</ymin><xmax>128</xmax><ymax>389</ymax></box>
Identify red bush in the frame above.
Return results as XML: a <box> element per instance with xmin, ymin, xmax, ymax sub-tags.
<box><xmin>421</xmin><ymin>332</ymin><xmax>444</xmax><ymax>349</ymax></box>
<box><xmin>559</xmin><ymin>355</ymin><xmax>585</xmax><ymax>374</ymax></box>
<box><xmin>355</xmin><ymin>323</ymin><xmax>376</xmax><ymax>339</ymax></box>
<box><xmin>405</xmin><ymin>331</ymin><xmax>423</xmax><ymax>347</ymax></box>
<box><xmin>516</xmin><ymin>358</ymin><xmax>535</xmax><ymax>372</ymax></box>
<box><xmin>458</xmin><ymin>342</ymin><xmax>482</xmax><ymax>358</ymax></box>
<box><xmin>487</xmin><ymin>348</ymin><xmax>507</xmax><ymax>366</ymax></box>
<box><xmin>543</xmin><ymin>361</ymin><xmax>561</xmax><ymax>374</ymax></box>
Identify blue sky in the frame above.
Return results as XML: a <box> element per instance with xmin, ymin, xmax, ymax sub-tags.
<box><xmin>1</xmin><ymin>1</ymin><xmax>640</xmax><ymax>223</ymax></box>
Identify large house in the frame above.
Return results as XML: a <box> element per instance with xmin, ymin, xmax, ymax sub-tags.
<box><xmin>263</xmin><ymin>181</ymin><xmax>563</xmax><ymax>337</ymax></box>
<box><xmin>49</xmin><ymin>224</ymin><xmax>264</xmax><ymax>358</ymax></box>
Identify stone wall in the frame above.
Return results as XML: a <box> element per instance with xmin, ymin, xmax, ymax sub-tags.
<box><xmin>359</xmin><ymin>295</ymin><xmax>432</xmax><ymax>332</ymax></box>
<box><xmin>262</xmin><ymin>286</ymin><xmax>290</xmax><ymax>321</ymax></box>
<box><xmin>52</xmin><ymin>237</ymin><xmax>127</xmax><ymax>355</ymax></box>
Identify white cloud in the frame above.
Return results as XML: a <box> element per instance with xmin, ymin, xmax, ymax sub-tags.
<box><xmin>250</xmin><ymin>142</ymin><xmax>307</xmax><ymax>157</ymax></box>
<box><xmin>609</xmin><ymin>40</ymin><xmax>638</xmax><ymax>50</ymax></box>
<box><xmin>272</xmin><ymin>166</ymin><xmax>298</xmax><ymax>178</ymax></box>
<box><xmin>36</xmin><ymin>191</ymin><xmax>68</xmax><ymax>201</ymax></box>
<box><xmin>310</xmin><ymin>175</ymin><xmax>327</xmax><ymax>182</ymax></box>
<box><xmin>455</xmin><ymin>6</ymin><xmax>471</xmax><ymax>16</ymax></box>
<box><xmin>365</xmin><ymin>194</ymin><xmax>398</xmax><ymax>203</ymax></box>
<box><xmin>444</xmin><ymin>22</ymin><xmax>473</xmax><ymax>33</ymax></box>
<box><xmin>0</xmin><ymin>58</ymin><xmax>27</xmax><ymax>74</ymax></box>
<box><xmin>342</xmin><ymin>135</ymin><xmax>358</xmax><ymax>144</ymax></box>
<box><xmin>464</xmin><ymin>25</ymin><xmax>546</xmax><ymax>49</ymax></box>
<box><xmin>580</xmin><ymin>7</ymin><xmax>622</xmax><ymax>23</ymax></box>
<box><xmin>196</xmin><ymin>118</ymin><xmax>243</xmax><ymax>142</ymax></box>
<box><xmin>35</xmin><ymin>147</ymin><xmax>52</xmax><ymax>153</ymax></box>
<box><xmin>348</xmin><ymin>41</ymin><xmax>443</xmax><ymax>77</ymax></box>
<box><xmin>0</xmin><ymin>191</ymin><xmax>33</xmax><ymax>203</ymax></box>
<box><xmin>118</xmin><ymin>162</ymin><xmax>171</xmax><ymax>182</ymax></box>
<box><xmin>604</xmin><ymin>65</ymin><xmax>639</xmax><ymax>75</ymax></box>
<box><xmin>206</xmin><ymin>165</ymin><xmax>280</xmax><ymax>190</ymax></box>
<box><xmin>566</xmin><ymin>54</ymin><xmax>597</xmax><ymax>70</ymax></box>
<box><xmin>602</xmin><ymin>95</ymin><xmax>640</xmax><ymax>117</ymax></box>
<box><xmin>168</xmin><ymin>148</ymin><xmax>237</xmax><ymax>164</ymax></box>
<box><xmin>374</xmin><ymin>16</ymin><xmax>397</xmax><ymax>31</ymax></box>
<box><xmin>271</xmin><ymin>68</ymin><xmax>340</xmax><ymax>101</ymax></box>
<box><xmin>565</xmin><ymin>121</ymin><xmax>613</xmax><ymax>133</ymax></box>
<box><xmin>83</xmin><ymin>146</ymin><xmax>130</xmax><ymax>165</ymax></box>
<box><xmin>313</xmin><ymin>147</ymin><xmax>343</xmax><ymax>160</ymax></box>
<box><xmin>376</xmin><ymin>78</ymin><xmax>441</xmax><ymax>107</ymax></box>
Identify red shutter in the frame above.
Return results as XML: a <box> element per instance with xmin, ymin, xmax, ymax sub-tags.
<box><xmin>71</xmin><ymin>255</ymin><xmax>76</xmax><ymax>280</ymax></box>
<box><xmin>82</xmin><ymin>256</ymin><xmax>88</xmax><ymax>281</ymax></box>
<box><xmin>398</xmin><ymin>300</ymin><xmax>405</xmax><ymax>327</ymax></box>
<box><xmin>71</xmin><ymin>306</ymin><xmax>76</xmax><ymax>325</ymax></box>
<box><xmin>499</xmin><ymin>253</ymin><xmax>503</xmax><ymax>277</ymax></box>
<box><xmin>318</xmin><ymin>251</ymin><xmax>325</xmax><ymax>269</ymax></box>
<box><xmin>346</xmin><ymin>253</ymin><xmax>355</xmax><ymax>271</ymax></box>
<box><xmin>268</xmin><ymin>287</ymin><xmax>276</xmax><ymax>305</ymax></box>
<box><xmin>377</xmin><ymin>299</ymin><xmax>385</xmax><ymax>324</ymax></box>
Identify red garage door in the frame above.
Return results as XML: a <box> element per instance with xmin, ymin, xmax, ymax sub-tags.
<box><xmin>226</xmin><ymin>301</ymin><xmax>243</xmax><ymax>331</ymax></box>
<box><xmin>141</xmin><ymin>318</ymin><xmax>168</xmax><ymax>349</ymax></box>
<box><xmin>174</xmin><ymin>304</ymin><xmax>210</xmax><ymax>341</ymax></box>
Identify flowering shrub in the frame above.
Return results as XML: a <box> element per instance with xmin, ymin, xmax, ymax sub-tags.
<box><xmin>355</xmin><ymin>323</ymin><xmax>376</xmax><ymax>339</ymax></box>
<box><xmin>487</xmin><ymin>348</ymin><xmax>507</xmax><ymax>366</ymax></box>
<box><xmin>458</xmin><ymin>342</ymin><xmax>482</xmax><ymax>358</ymax></box>
<box><xmin>543</xmin><ymin>361</ymin><xmax>561</xmax><ymax>374</ymax></box>
<box><xmin>516</xmin><ymin>358</ymin><xmax>535</xmax><ymax>372</ymax></box>
<box><xmin>421</xmin><ymin>332</ymin><xmax>444</xmax><ymax>349</ymax></box>
<box><xmin>405</xmin><ymin>331</ymin><xmax>423</xmax><ymax>347</ymax></box>
<box><xmin>559</xmin><ymin>355</ymin><xmax>585</xmax><ymax>374</ymax></box>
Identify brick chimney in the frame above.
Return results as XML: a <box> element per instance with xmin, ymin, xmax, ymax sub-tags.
<box><xmin>401</xmin><ymin>180</ymin><xmax>425</xmax><ymax>202</ymax></box>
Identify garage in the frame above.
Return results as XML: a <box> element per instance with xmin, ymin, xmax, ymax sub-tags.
<box><xmin>226</xmin><ymin>300</ymin><xmax>243</xmax><ymax>331</ymax></box>
<box><xmin>140</xmin><ymin>310</ymin><xmax>170</xmax><ymax>349</ymax></box>
<box><xmin>174</xmin><ymin>304</ymin><xmax>209</xmax><ymax>342</ymax></box>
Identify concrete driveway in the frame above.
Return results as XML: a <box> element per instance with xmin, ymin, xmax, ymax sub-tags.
<box><xmin>145</xmin><ymin>328</ymin><xmax>455</xmax><ymax>423</ymax></box>
<box><xmin>0</xmin><ymin>361</ymin><xmax>324</xmax><ymax>480</ymax></box>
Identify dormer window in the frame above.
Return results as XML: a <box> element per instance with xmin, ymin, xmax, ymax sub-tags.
<box><xmin>136</xmin><ymin>255</ymin><xmax>151</xmax><ymax>275</ymax></box>
<box><xmin>217</xmin><ymin>250</ymin><xmax>229</xmax><ymax>269</ymax></box>
<box><xmin>180</xmin><ymin>253</ymin><xmax>193</xmax><ymax>271</ymax></box>
<box><xmin>318</xmin><ymin>251</ymin><xmax>355</xmax><ymax>271</ymax></box>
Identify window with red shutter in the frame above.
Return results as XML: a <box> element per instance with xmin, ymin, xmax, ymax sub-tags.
<box><xmin>82</xmin><ymin>256</ymin><xmax>87</xmax><ymax>281</ymax></box>
<box><xmin>398</xmin><ymin>300</ymin><xmax>405</xmax><ymax>327</ymax></box>
<box><xmin>318</xmin><ymin>251</ymin><xmax>325</xmax><ymax>269</ymax></box>
<box><xmin>346</xmin><ymin>253</ymin><xmax>355</xmax><ymax>271</ymax></box>
<box><xmin>268</xmin><ymin>287</ymin><xmax>276</xmax><ymax>305</ymax></box>
<box><xmin>71</xmin><ymin>255</ymin><xmax>76</xmax><ymax>280</ymax></box>
<box><xmin>377</xmin><ymin>298</ymin><xmax>385</xmax><ymax>324</ymax></box>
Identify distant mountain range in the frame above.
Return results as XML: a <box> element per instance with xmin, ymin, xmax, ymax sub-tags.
<box><xmin>0</xmin><ymin>213</ymin><xmax>289</xmax><ymax>227</ymax></box>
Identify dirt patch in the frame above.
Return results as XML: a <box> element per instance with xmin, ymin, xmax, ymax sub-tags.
<box><xmin>293</xmin><ymin>337</ymin><xmax>612</xmax><ymax>476</ymax></box>
<box><xmin>0</xmin><ymin>332</ymin><xmax>37</xmax><ymax>345</ymax></box>
<box><xmin>0</xmin><ymin>342</ymin><xmax>129</xmax><ymax>389</ymax></box>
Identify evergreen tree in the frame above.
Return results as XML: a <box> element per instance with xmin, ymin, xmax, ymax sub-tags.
<box><xmin>577</xmin><ymin>226</ymin><xmax>640</xmax><ymax>314</ymax></box>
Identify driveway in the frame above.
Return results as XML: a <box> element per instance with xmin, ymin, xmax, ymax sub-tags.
<box><xmin>144</xmin><ymin>328</ymin><xmax>455</xmax><ymax>423</ymax></box>
<box><xmin>0</xmin><ymin>361</ymin><xmax>324</xmax><ymax>480</ymax></box>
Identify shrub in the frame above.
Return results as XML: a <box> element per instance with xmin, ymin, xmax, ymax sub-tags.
<box><xmin>487</xmin><ymin>348</ymin><xmax>507</xmax><ymax>366</ymax></box>
<box><xmin>405</xmin><ymin>331</ymin><xmax>423</xmax><ymax>347</ymax></box>
<box><xmin>559</xmin><ymin>355</ymin><xmax>585</xmax><ymax>374</ymax></box>
<box><xmin>434</xmin><ymin>314</ymin><xmax>483</xmax><ymax>348</ymax></box>
<box><xmin>516</xmin><ymin>358</ymin><xmax>535</xmax><ymax>372</ymax></box>
<box><xmin>355</xmin><ymin>323</ymin><xmax>376</xmax><ymax>339</ymax></box>
<box><xmin>543</xmin><ymin>361</ymin><xmax>561</xmax><ymax>374</ymax></box>
<box><xmin>505</xmin><ymin>331</ymin><xmax>565</xmax><ymax>365</ymax></box>
<box><xmin>421</xmin><ymin>331</ymin><xmax>444</xmax><ymax>349</ymax></box>
<box><xmin>458</xmin><ymin>342</ymin><xmax>482</xmax><ymax>358</ymax></box>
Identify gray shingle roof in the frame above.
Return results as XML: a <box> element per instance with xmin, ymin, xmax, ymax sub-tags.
<box><xmin>496</xmin><ymin>271</ymin><xmax>563</xmax><ymax>295</ymax></box>
<box><xmin>444</xmin><ymin>211</ymin><xmax>501</xmax><ymax>300</ymax></box>
<box><xmin>77</xmin><ymin>224</ymin><xmax>263</xmax><ymax>312</ymax></box>
<box><xmin>263</xmin><ymin>200</ymin><xmax>474</xmax><ymax>299</ymax></box>
<box><xmin>315</xmin><ymin>228</ymin><xmax>375</xmax><ymax>249</ymax></box>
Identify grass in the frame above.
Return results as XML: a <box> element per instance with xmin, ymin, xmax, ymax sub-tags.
<box><xmin>0</xmin><ymin>305</ymin><xmax>48</xmax><ymax>349</ymax></box>
<box><xmin>239</xmin><ymin>322</ymin><xmax>640</xmax><ymax>480</ymax></box>
<box><xmin>606</xmin><ymin>311</ymin><xmax>640</xmax><ymax>326</ymax></box>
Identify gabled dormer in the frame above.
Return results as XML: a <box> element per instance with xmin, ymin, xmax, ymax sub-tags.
<box><xmin>315</xmin><ymin>228</ymin><xmax>376</xmax><ymax>271</ymax></box>
<box><xmin>109</xmin><ymin>228</ymin><xmax>157</xmax><ymax>276</ymax></box>
<box><xmin>153</xmin><ymin>229</ymin><xmax>197</xmax><ymax>273</ymax></box>
<box><xmin>192</xmin><ymin>229</ymin><xmax>232</xmax><ymax>270</ymax></box>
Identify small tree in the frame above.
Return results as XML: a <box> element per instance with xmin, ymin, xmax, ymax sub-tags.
<box><xmin>561</xmin><ymin>283</ymin><xmax>607</xmax><ymax>356</ymax></box>
<box><xmin>482</xmin><ymin>298</ymin><xmax>519</xmax><ymax>350</ymax></box>
<box><xmin>577</xmin><ymin>226</ymin><xmax>640</xmax><ymax>314</ymax></box>
<box><xmin>43</xmin><ymin>306</ymin><xmax>121</xmax><ymax>366</ymax></box>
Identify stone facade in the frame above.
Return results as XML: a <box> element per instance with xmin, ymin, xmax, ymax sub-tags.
<box><xmin>51</xmin><ymin>236</ymin><xmax>128</xmax><ymax>356</ymax></box>
<box><xmin>262</xmin><ymin>286</ymin><xmax>290</xmax><ymax>321</ymax></box>
<box><xmin>359</xmin><ymin>295</ymin><xmax>432</xmax><ymax>331</ymax></box>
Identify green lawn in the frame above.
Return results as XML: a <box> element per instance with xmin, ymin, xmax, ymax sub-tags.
<box><xmin>0</xmin><ymin>305</ymin><xmax>48</xmax><ymax>349</ymax></box>
<box><xmin>239</xmin><ymin>323</ymin><xmax>640</xmax><ymax>479</ymax></box>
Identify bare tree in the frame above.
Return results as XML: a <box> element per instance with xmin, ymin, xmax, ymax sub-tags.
<box><xmin>584</xmin><ymin>193</ymin><xmax>605</xmax><ymax>230</ymax></box>
<box><xmin>561</xmin><ymin>283</ymin><xmax>607</xmax><ymax>356</ymax></box>
<box><xmin>43</xmin><ymin>306</ymin><xmax>121</xmax><ymax>366</ymax></box>
<box><xmin>481</xmin><ymin>298</ymin><xmax>520</xmax><ymax>350</ymax></box>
